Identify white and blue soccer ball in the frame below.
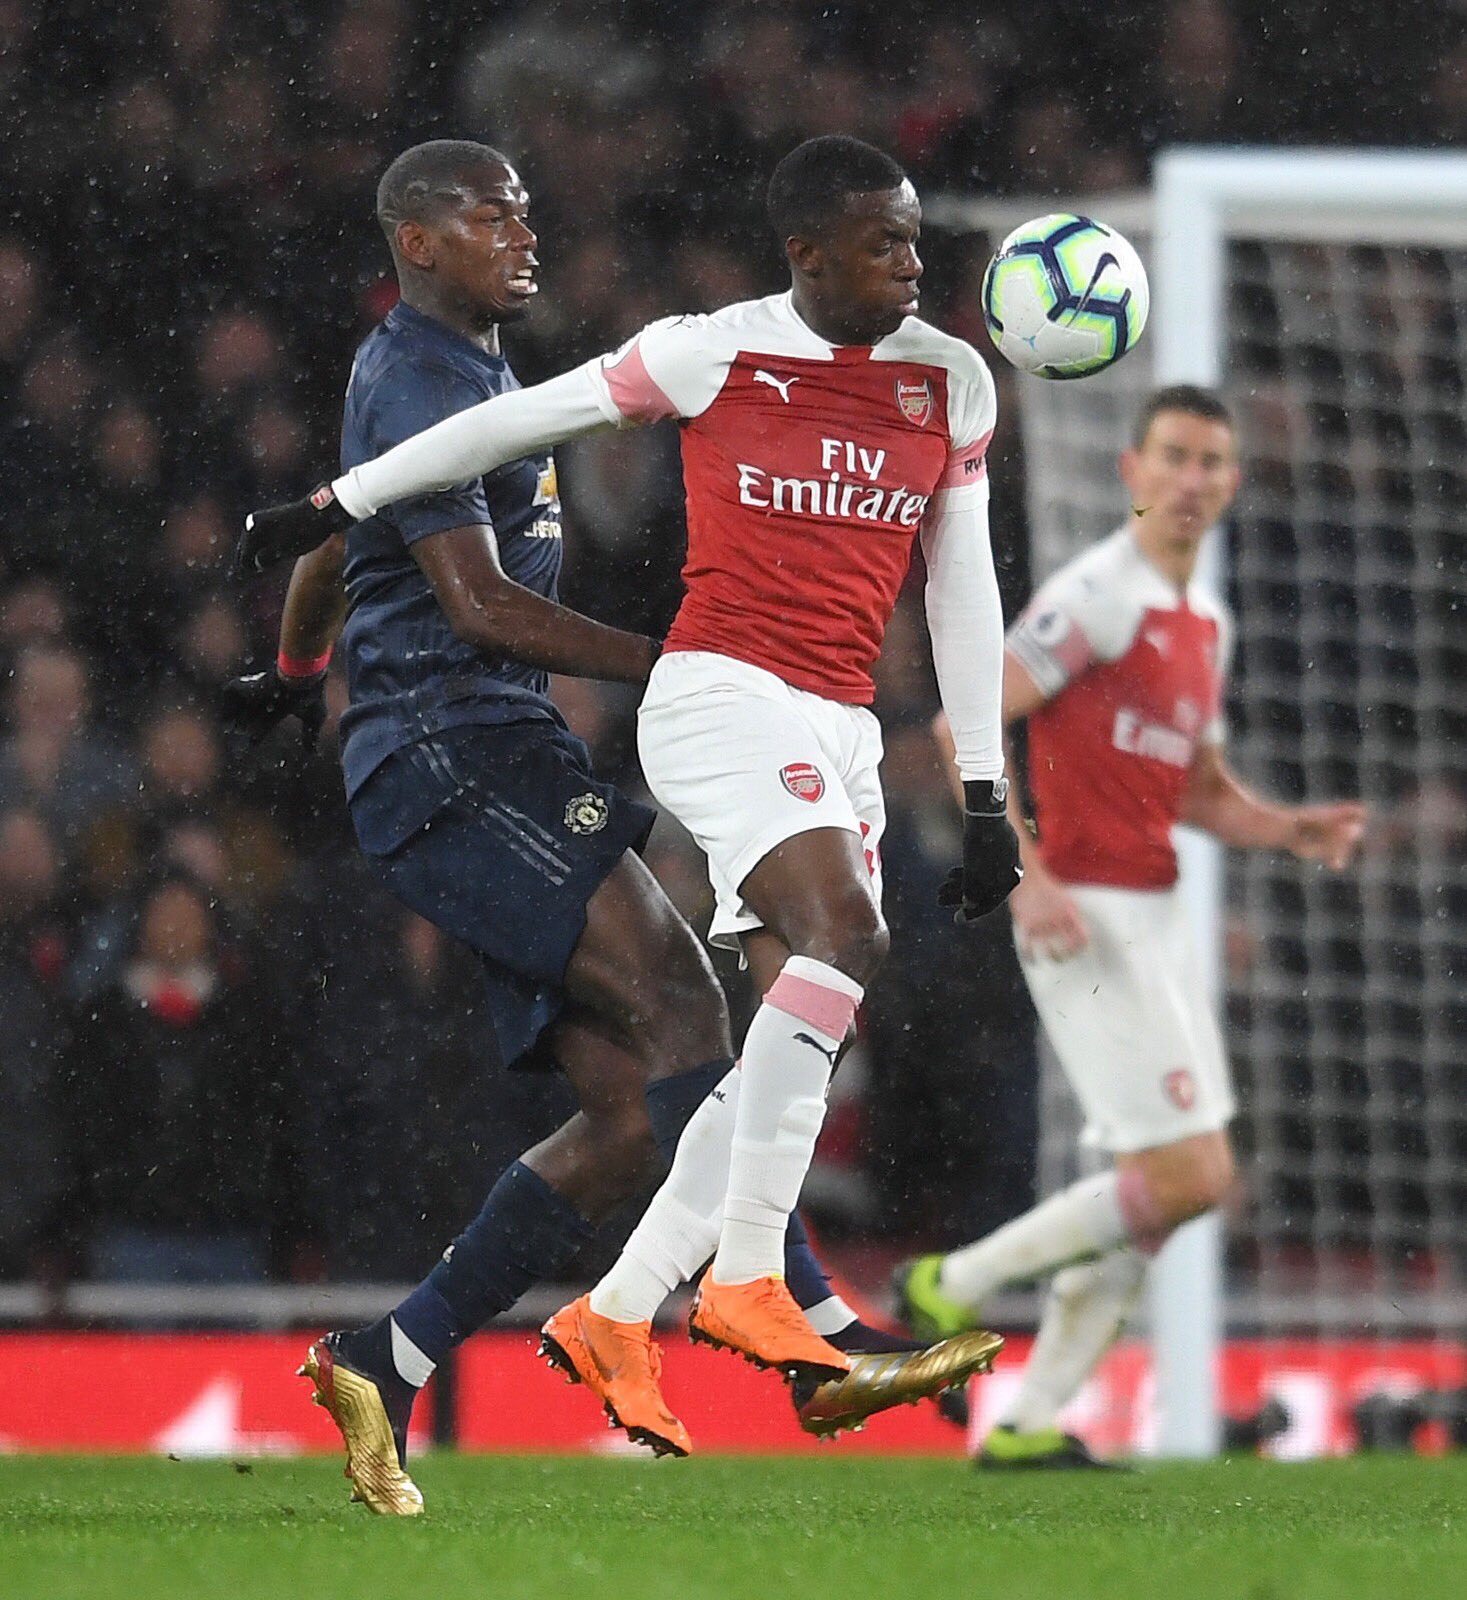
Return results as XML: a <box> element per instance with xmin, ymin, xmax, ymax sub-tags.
<box><xmin>981</xmin><ymin>214</ymin><xmax>1149</xmax><ymax>380</ymax></box>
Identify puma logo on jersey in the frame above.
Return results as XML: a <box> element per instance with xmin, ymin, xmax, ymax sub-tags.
<box><xmin>753</xmin><ymin>370</ymin><xmax>798</xmax><ymax>403</ymax></box>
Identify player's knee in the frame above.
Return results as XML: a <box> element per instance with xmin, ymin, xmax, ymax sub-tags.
<box><xmin>1122</xmin><ymin>1142</ymin><xmax>1232</xmax><ymax>1240</ymax></box>
<box><xmin>609</xmin><ymin>911</ymin><xmax>729</xmax><ymax>1072</ymax></box>
<box><xmin>1190</xmin><ymin>1142</ymin><xmax>1236</xmax><ymax>1214</ymax></box>
<box><xmin>786</xmin><ymin>893</ymin><xmax>889</xmax><ymax>988</ymax></box>
<box><xmin>641</xmin><ymin>926</ymin><xmax>731</xmax><ymax>1071</ymax></box>
<box><xmin>1167</xmin><ymin>1139</ymin><xmax>1234</xmax><ymax>1221</ymax></box>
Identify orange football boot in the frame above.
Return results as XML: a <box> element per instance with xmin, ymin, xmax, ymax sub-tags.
<box><xmin>689</xmin><ymin>1275</ymin><xmax>853</xmax><ymax>1383</ymax></box>
<box><xmin>539</xmin><ymin>1294</ymin><xmax>691</xmax><ymax>1458</ymax></box>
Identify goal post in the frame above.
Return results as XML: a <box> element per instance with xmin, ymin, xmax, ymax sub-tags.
<box><xmin>928</xmin><ymin>146</ymin><xmax>1467</xmax><ymax>1458</ymax></box>
<box><xmin>1150</xmin><ymin>147</ymin><xmax>1467</xmax><ymax>1456</ymax></box>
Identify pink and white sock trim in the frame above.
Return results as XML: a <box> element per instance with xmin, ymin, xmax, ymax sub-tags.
<box><xmin>764</xmin><ymin>955</ymin><xmax>863</xmax><ymax>1044</ymax></box>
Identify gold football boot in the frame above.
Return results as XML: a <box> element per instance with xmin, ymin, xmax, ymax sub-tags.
<box><xmin>299</xmin><ymin>1333</ymin><xmax>425</xmax><ymax>1516</ymax></box>
<box><xmin>795</xmin><ymin>1328</ymin><xmax>1004</xmax><ymax>1439</ymax></box>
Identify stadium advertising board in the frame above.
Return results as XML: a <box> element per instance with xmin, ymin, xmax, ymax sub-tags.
<box><xmin>2</xmin><ymin>1333</ymin><xmax>1462</xmax><ymax>1458</ymax></box>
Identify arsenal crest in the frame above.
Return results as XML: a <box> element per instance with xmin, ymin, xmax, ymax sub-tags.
<box><xmin>896</xmin><ymin>377</ymin><xmax>933</xmax><ymax>427</ymax></box>
<box><xmin>780</xmin><ymin>762</ymin><xmax>825</xmax><ymax>803</ymax></box>
<box><xmin>1163</xmin><ymin>1068</ymin><xmax>1197</xmax><ymax>1112</ymax></box>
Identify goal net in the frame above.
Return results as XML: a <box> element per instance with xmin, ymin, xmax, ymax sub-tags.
<box><xmin>927</xmin><ymin>151</ymin><xmax>1467</xmax><ymax>1453</ymax></box>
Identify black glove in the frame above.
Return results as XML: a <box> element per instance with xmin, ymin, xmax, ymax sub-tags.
<box><xmin>938</xmin><ymin>777</ymin><xmax>1024</xmax><ymax>924</ymax></box>
<box><xmin>234</xmin><ymin>484</ymin><xmax>353</xmax><ymax>576</ymax></box>
<box><xmin>219</xmin><ymin>669</ymin><xmax>327</xmax><ymax>751</ymax></box>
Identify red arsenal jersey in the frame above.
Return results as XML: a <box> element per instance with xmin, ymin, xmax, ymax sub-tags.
<box><xmin>1007</xmin><ymin>529</ymin><xmax>1230</xmax><ymax>890</ymax></box>
<box><xmin>585</xmin><ymin>293</ymin><xmax>996</xmax><ymax>704</ymax></box>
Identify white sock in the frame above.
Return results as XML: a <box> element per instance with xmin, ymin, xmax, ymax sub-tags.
<box><xmin>388</xmin><ymin>1317</ymin><xmax>435</xmax><ymax>1387</ymax></box>
<box><xmin>804</xmin><ymin>1294</ymin><xmax>858</xmax><ymax>1336</ymax></box>
<box><xmin>1002</xmin><ymin>1249</ymin><xmax>1148</xmax><ymax>1434</ymax></box>
<box><xmin>938</xmin><ymin>1171</ymin><xmax>1131</xmax><ymax>1310</ymax></box>
<box><xmin>711</xmin><ymin>956</ymin><xmax>862</xmax><ymax>1285</ymax></box>
<box><xmin>588</xmin><ymin>1067</ymin><xmax>739</xmax><ymax>1323</ymax></box>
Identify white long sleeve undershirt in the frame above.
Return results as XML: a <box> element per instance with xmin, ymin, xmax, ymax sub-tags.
<box><xmin>920</xmin><ymin>480</ymin><xmax>1006</xmax><ymax>783</ymax></box>
<box><xmin>330</xmin><ymin>364</ymin><xmax>619</xmax><ymax>521</ymax></box>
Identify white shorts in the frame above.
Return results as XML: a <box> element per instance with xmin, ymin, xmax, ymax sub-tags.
<box><xmin>1018</xmin><ymin>882</ymin><xmax>1236</xmax><ymax>1154</ymax></box>
<box><xmin>637</xmin><ymin>651</ymin><xmax>885</xmax><ymax>949</ymax></box>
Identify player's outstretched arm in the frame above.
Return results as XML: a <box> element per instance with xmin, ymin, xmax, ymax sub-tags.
<box><xmin>1181</xmin><ymin>744</ymin><xmax>1366</xmax><ymax>869</ymax></box>
<box><xmin>414</xmin><ymin>523</ymin><xmax>659</xmax><ymax>685</ymax></box>
<box><xmin>237</xmin><ymin>366</ymin><xmax>620</xmax><ymax>576</ymax></box>
<box><xmin>334</xmin><ymin>367</ymin><xmax>616</xmax><ymax>523</ymax></box>
<box><xmin>221</xmin><ymin>533</ymin><xmax>347</xmax><ymax>748</ymax></box>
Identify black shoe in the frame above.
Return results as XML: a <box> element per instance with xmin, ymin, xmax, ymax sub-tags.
<box><xmin>976</xmin><ymin>1423</ymin><xmax>1126</xmax><ymax>1470</ymax></box>
<box><xmin>935</xmin><ymin>1384</ymin><xmax>971</xmax><ymax>1430</ymax></box>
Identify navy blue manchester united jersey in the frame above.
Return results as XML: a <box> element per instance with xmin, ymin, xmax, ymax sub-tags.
<box><xmin>336</xmin><ymin>301</ymin><xmax>563</xmax><ymax>797</ymax></box>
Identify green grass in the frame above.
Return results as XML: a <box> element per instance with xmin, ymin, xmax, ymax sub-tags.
<box><xmin>3</xmin><ymin>1453</ymin><xmax>1464</xmax><ymax>1600</ymax></box>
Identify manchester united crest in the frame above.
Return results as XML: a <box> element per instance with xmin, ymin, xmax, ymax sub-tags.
<box><xmin>564</xmin><ymin>792</ymin><xmax>609</xmax><ymax>834</ymax></box>
<box><xmin>896</xmin><ymin>377</ymin><xmax>934</xmax><ymax>427</ymax></box>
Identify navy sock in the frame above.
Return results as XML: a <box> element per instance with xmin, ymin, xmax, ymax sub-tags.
<box><xmin>782</xmin><ymin>1215</ymin><xmax>917</xmax><ymax>1349</ymax></box>
<box><xmin>390</xmin><ymin>1160</ymin><xmax>593</xmax><ymax>1369</ymax></box>
<box><xmin>644</xmin><ymin>1057</ymin><xmax>733</xmax><ymax>1164</ymax></box>
<box><xmin>785</xmin><ymin>1210</ymin><xmax>838</xmax><ymax>1310</ymax></box>
<box><xmin>827</xmin><ymin>1321</ymin><xmax>922</xmax><ymax>1355</ymax></box>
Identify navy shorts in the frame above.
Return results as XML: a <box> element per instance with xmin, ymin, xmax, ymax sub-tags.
<box><xmin>350</xmin><ymin>721</ymin><xmax>656</xmax><ymax>1069</ymax></box>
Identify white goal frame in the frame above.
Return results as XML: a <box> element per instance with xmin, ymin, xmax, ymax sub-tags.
<box><xmin>1150</xmin><ymin>147</ymin><xmax>1467</xmax><ymax>1456</ymax></box>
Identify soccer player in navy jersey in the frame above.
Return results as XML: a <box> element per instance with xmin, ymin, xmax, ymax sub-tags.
<box><xmin>226</xmin><ymin>140</ymin><xmax>982</xmax><ymax>1509</ymax></box>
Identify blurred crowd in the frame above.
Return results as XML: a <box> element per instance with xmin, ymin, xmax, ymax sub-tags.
<box><xmin>0</xmin><ymin>0</ymin><xmax>1459</xmax><ymax>1292</ymax></box>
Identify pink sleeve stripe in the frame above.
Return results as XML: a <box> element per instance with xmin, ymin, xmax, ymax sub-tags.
<box><xmin>938</xmin><ymin>428</ymin><xmax>992</xmax><ymax>489</ymax></box>
<box><xmin>765</xmin><ymin>971</ymin><xmax>858</xmax><ymax>1042</ymax></box>
<box><xmin>602</xmin><ymin>340</ymin><xmax>680</xmax><ymax>423</ymax></box>
<box><xmin>1054</xmin><ymin>624</ymin><xmax>1095</xmax><ymax>679</ymax></box>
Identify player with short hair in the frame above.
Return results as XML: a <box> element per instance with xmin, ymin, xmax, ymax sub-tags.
<box><xmin>229</xmin><ymin>139</ymin><xmax>990</xmax><ymax>1502</ymax></box>
<box><xmin>242</xmin><ymin>134</ymin><xmax>1019</xmax><ymax>1445</ymax></box>
<box><xmin>899</xmin><ymin>386</ymin><xmax>1366</xmax><ymax>1467</ymax></box>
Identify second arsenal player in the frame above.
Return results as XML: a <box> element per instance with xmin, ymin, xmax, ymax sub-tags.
<box><xmin>904</xmin><ymin>386</ymin><xmax>1366</xmax><ymax>1467</ymax></box>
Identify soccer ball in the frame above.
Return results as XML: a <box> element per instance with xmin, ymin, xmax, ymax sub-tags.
<box><xmin>980</xmin><ymin>214</ymin><xmax>1149</xmax><ymax>380</ymax></box>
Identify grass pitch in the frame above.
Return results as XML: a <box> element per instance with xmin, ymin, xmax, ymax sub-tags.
<box><xmin>3</xmin><ymin>1452</ymin><xmax>1463</xmax><ymax>1600</ymax></box>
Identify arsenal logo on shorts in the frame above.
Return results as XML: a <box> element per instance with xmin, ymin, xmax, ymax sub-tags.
<box><xmin>780</xmin><ymin>762</ymin><xmax>825</xmax><ymax>803</ymax></box>
<box><xmin>896</xmin><ymin>377</ymin><xmax>934</xmax><ymax>427</ymax></box>
<box><xmin>1163</xmin><ymin>1068</ymin><xmax>1197</xmax><ymax>1112</ymax></box>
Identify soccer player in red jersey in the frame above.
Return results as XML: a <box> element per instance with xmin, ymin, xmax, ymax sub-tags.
<box><xmin>901</xmin><ymin>387</ymin><xmax>1366</xmax><ymax>1467</ymax></box>
<box><xmin>243</xmin><ymin>136</ymin><xmax>1019</xmax><ymax>1438</ymax></box>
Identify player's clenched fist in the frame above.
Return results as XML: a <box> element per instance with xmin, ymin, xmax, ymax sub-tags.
<box><xmin>939</xmin><ymin>778</ymin><xmax>1024</xmax><ymax>924</ymax></box>
<box><xmin>219</xmin><ymin>669</ymin><xmax>327</xmax><ymax>750</ymax></box>
<box><xmin>235</xmin><ymin>484</ymin><xmax>353</xmax><ymax>576</ymax></box>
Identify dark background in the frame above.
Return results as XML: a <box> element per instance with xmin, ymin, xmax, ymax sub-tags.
<box><xmin>0</xmin><ymin>0</ymin><xmax>1459</xmax><ymax>1297</ymax></box>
